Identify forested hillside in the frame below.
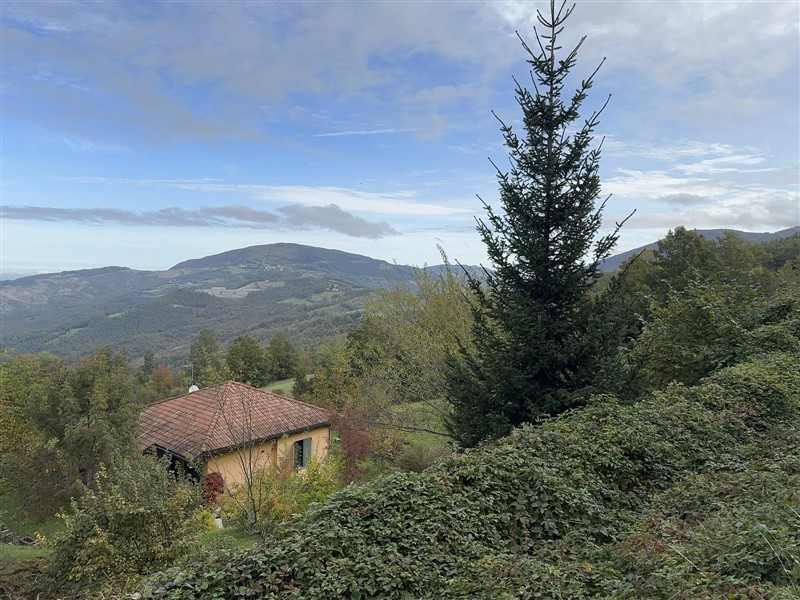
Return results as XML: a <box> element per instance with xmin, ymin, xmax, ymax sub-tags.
<box><xmin>600</xmin><ymin>225</ymin><xmax>800</xmax><ymax>272</ymax></box>
<box><xmin>0</xmin><ymin>243</ymin><xmax>420</xmax><ymax>361</ymax></box>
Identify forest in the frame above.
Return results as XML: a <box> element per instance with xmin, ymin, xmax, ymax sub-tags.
<box><xmin>2</xmin><ymin>1</ymin><xmax>799</xmax><ymax>597</ymax></box>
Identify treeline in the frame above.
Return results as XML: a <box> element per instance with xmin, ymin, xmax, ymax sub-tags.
<box><xmin>1</xmin><ymin>348</ymin><xmax>140</xmax><ymax>518</ymax></box>
<box><xmin>186</xmin><ymin>328</ymin><xmax>302</xmax><ymax>388</ymax></box>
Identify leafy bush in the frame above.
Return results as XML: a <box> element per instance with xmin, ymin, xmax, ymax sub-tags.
<box><xmin>222</xmin><ymin>457</ymin><xmax>343</xmax><ymax>535</ymax></box>
<box><xmin>201</xmin><ymin>471</ymin><xmax>225</xmax><ymax>506</ymax></box>
<box><xmin>46</xmin><ymin>453</ymin><xmax>201</xmax><ymax>592</ymax></box>
<box><xmin>631</xmin><ymin>277</ymin><xmax>799</xmax><ymax>392</ymax></box>
<box><xmin>601</xmin><ymin>424</ymin><xmax>800</xmax><ymax>598</ymax></box>
<box><xmin>145</xmin><ymin>351</ymin><xmax>800</xmax><ymax>599</ymax></box>
<box><xmin>330</xmin><ymin>404</ymin><xmax>376</xmax><ymax>482</ymax></box>
<box><xmin>193</xmin><ymin>509</ymin><xmax>219</xmax><ymax>533</ymax></box>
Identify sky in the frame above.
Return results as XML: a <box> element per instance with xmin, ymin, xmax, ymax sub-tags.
<box><xmin>1</xmin><ymin>0</ymin><xmax>798</xmax><ymax>276</ymax></box>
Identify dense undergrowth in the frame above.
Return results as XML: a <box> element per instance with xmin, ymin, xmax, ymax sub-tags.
<box><xmin>145</xmin><ymin>351</ymin><xmax>800</xmax><ymax>599</ymax></box>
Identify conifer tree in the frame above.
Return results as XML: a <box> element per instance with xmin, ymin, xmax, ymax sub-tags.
<box><xmin>447</xmin><ymin>0</ymin><xmax>629</xmax><ymax>447</ymax></box>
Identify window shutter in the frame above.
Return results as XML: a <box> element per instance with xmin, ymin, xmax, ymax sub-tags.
<box><xmin>302</xmin><ymin>437</ymin><xmax>312</xmax><ymax>466</ymax></box>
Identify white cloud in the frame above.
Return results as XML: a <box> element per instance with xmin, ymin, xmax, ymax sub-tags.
<box><xmin>606</xmin><ymin>170</ymin><xmax>798</xmax><ymax>232</ymax></box>
<box><xmin>605</xmin><ymin>170</ymin><xmax>730</xmax><ymax>199</ymax></box>
<box><xmin>310</xmin><ymin>128</ymin><xmax>422</xmax><ymax>138</ymax></box>
<box><xmin>604</xmin><ymin>139</ymin><xmax>766</xmax><ymax>162</ymax></box>
<box><xmin>57</xmin><ymin>177</ymin><xmax>472</xmax><ymax>216</ymax></box>
<box><xmin>675</xmin><ymin>154</ymin><xmax>767</xmax><ymax>175</ymax></box>
<box><xmin>0</xmin><ymin>203</ymin><xmax>400</xmax><ymax>239</ymax></box>
<box><xmin>254</xmin><ymin>186</ymin><xmax>469</xmax><ymax>216</ymax></box>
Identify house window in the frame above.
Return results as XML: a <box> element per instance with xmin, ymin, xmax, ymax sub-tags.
<box><xmin>293</xmin><ymin>437</ymin><xmax>312</xmax><ymax>469</ymax></box>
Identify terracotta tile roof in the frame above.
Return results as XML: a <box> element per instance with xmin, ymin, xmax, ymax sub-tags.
<box><xmin>138</xmin><ymin>381</ymin><xmax>331</xmax><ymax>459</ymax></box>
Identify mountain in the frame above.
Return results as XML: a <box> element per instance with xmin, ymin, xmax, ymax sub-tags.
<box><xmin>0</xmin><ymin>244</ymin><xmax>434</xmax><ymax>363</ymax></box>
<box><xmin>171</xmin><ymin>242</ymin><xmax>397</xmax><ymax>279</ymax></box>
<box><xmin>600</xmin><ymin>226</ymin><xmax>800</xmax><ymax>272</ymax></box>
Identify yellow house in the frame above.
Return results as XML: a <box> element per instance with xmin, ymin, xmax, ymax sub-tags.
<box><xmin>138</xmin><ymin>381</ymin><xmax>331</xmax><ymax>487</ymax></box>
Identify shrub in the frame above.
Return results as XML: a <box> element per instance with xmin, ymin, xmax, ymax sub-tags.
<box><xmin>46</xmin><ymin>453</ymin><xmax>200</xmax><ymax>592</ymax></box>
<box><xmin>201</xmin><ymin>471</ymin><xmax>224</xmax><ymax>506</ymax></box>
<box><xmin>193</xmin><ymin>509</ymin><xmax>219</xmax><ymax>533</ymax></box>
<box><xmin>222</xmin><ymin>456</ymin><xmax>343</xmax><ymax>535</ymax></box>
<box><xmin>330</xmin><ymin>404</ymin><xmax>376</xmax><ymax>482</ymax></box>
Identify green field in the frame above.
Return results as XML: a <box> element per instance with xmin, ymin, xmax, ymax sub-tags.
<box><xmin>263</xmin><ymin>377</ymin><xmax>297</xmax><ymax>397</ymax></box>
<box><xmin>0</xmin><ymin>543</ymin><xmax>50</xmax><ymax>578</ymax></box>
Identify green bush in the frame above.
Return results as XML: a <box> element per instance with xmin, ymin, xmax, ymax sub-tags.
<box><xmin>193</xmin><ymin>509</ymin><xmax>219</xmax><ymax>533</ymax></box>
<box><xmin>145</xmin><ymin>351</ymin><xmax>800</xmax><ymax>599</ymax></box>
<box><xmin>46</xmin><ymin>453</ymin><xmax>201</xmax><ymax>592</ymax></box>
<box><xmin>601</xmin><ymin>426</ymin><xmax>800</xmax><ymax>598</ymax></box>
<box><xmin>222</xmin><ymin>456</ymin><xmax>343</xmax><ymax>535</ymax></box>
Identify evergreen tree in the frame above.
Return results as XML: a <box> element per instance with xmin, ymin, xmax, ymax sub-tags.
<box><xmin>138</xmin><ymin>350</ymin><xmax>156</xmax><ymax>384</ymax></box>
<box><xmin>446</xmin><ymin>0</ymin><xmax>628</xmax><ymax>447</ymax></box>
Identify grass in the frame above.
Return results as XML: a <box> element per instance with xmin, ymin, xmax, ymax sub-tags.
<box><xmin>263</xmin><ymin>377</ymin><xmax>297</xmax><ymax>397</ymax></box>
<box><xmin>199</xmin><ymin>526</ymin><xmax>260</xmax><ymax>552</ymax></box>
<box><xmin>0</xmin><ymin>493</ymin><xmax>64</xmax><ymax>539</ymax></box>
<box><xmin>393</xmin><ymin>400</ymin><xmax>450</xmax><ymax>442</ymax></box>
<box><xmin>279</xmin><ymin>292</ymin><xmax>340</xmax><ymax>306</ymax></box>
<box><xmin>386</xmin><ymin>400</ymin><xmax>453</xmax><ymax>473</ymax></box>
<box><xmin>0</xmin><ymin>544</ymin><xmax>50</xmax><ymax>577</ymax></box>
<box><xmin>0</xmin><ymin>492</ymin><xmax>58</xmax><ymax>586</ymax></box>
<box><xmin>278</xmin><ymin>297</ymin><xmax>313</xmax><ymax>306</ymax></box>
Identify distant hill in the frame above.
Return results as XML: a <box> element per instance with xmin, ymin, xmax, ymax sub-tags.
<box><xmin>601</xmin><ymin>226</ymin><xmax>800</xmax><ymax>272</ymax></box>
<box><xmin>172</xmin><ymin>242</ymin><xmax>397</xmax><ymax>279</ymax></box>
<box><xmin>0</xmin><ymin>244</ymin><xmax>454</xmax><ymax>363</ymax></box>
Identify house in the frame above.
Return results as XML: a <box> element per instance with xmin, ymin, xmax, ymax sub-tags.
<box><xmin>138</xmin><ymin>381</ymin><xmax>331</xmax><ymax>487</ymax></box>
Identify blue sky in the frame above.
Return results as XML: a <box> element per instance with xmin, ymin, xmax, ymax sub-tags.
<box><xmin>2</xmin><ymin>1</ymin><xmax>798</xmax><ymax>275</ymax></box>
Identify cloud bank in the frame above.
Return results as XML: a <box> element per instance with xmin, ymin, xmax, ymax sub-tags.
<box><xmin>0</xmin><ymin>204</ymin><xmax>399</xmax><ymax>239</ymax></box>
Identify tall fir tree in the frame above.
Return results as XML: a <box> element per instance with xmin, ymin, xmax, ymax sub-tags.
<box><xmin>446</xmin><ymin>0</ymin><xmax>629</xmax><ymax>447</ymax></box>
